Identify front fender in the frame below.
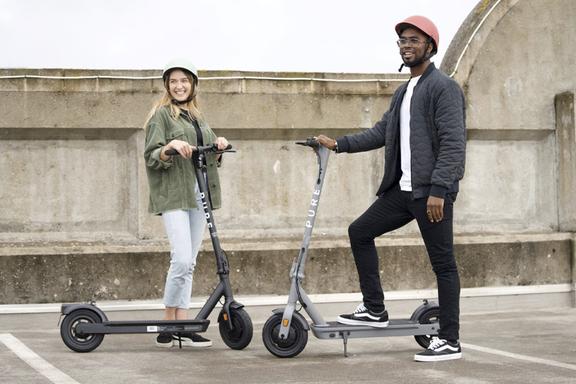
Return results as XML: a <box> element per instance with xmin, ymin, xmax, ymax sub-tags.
<box><xmin>272</xmin><ymin>308</ymin><xmax>310</xmax><ymax>331</ymax></box>
<box><xmin>217</xmin><ymin>300</ymin><xmax>245</xmax><ymax>323</ymax></box>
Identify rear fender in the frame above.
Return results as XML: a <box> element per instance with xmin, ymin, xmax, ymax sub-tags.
<box><xmin>60</xmin><ymin>303</ymin><xmax>108</xmax><ymax>322</ymax></box>
<box><xmin>409</xmin><ymin>300</ymin><xmax>439</xmax><ymax>321</ymax></box>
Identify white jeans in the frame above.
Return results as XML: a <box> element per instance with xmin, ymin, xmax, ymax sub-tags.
<box><xmin>161</xmin><ymin>202</ymin><xmax>206</xmax><ymax>309</ymax></box>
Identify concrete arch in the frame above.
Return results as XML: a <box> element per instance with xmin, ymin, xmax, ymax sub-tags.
<box><xmin>442</xmin><ymin>0</ymin><xmax>575</xmax><ymax>131</ymax></box>
<box><xmin>441</xmin><ymin>0</ymin><xmax>522</xmax><ymax>84</ymax></box>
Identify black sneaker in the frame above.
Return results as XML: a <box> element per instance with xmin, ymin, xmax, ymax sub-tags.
<box><xmin>336</xmin><ymin>303</ymin><xmax>389</xmax><ymax>328</ymax></box>
<box><xmin>155</xmin><ymin>332</ymin><xmax>173</xmax><ymax>348</ymax></box>
<box><xmin>173</xmin><ymin>332</ymin><xmax>212</xmax><ymax>348</ymax></box>
<box><xmin>414</xmin><ymin>337</ymin><xmax>462</xmax><ymax>362</ymax></box>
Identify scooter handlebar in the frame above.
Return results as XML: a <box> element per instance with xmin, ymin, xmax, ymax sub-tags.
<box><xmin>165</xmin><ymin>144</ymin><xmax>234</xmax><ymax>156</ymax></box>
<box><xmin>295</xmin><ymin>137</ymin><xmax>320</xmax><ymax>148</ymax></box>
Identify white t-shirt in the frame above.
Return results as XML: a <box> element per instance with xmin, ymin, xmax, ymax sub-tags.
<box><xmin>399</xmin><ymin>75</ymin><xmax>421</xmax><ymax>191</ymax></box>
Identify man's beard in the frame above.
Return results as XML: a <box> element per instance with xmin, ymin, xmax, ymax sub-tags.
<box><xmin>402</xmin><ymin>52</ymin><xmax>428</xmax><ymax>68</ymax></box>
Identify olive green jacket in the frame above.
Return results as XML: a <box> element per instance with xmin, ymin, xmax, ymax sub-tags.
<box><xmin>144</xmin><ymin>106</ymin><xmax>222</xmax><ymax>215</ymax></box>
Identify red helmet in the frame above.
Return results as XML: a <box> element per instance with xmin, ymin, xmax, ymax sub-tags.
<box><xmin>395</xmin><ymin>15</ymin><xmax>439</xmax><ymax>54</ymax></box>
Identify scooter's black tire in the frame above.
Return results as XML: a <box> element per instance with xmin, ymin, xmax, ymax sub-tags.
<box><xmin>60</xmin><ymin>309</ymin><xmax>104</xmax><ymax>352</ymax></box>
<box><xmin>262</xmin><ymin>312</ymin><xmax>308</xmax><ymax>358</ymax></box>
<box><xmin>219</xmin><ymin>308</ymin><xmax>253</xmax><ymax>350</ymax></box>
<box><xmin>414</xmin><ymin>306</ymin><xmax>440</xmax><ymax>349</ymax></box>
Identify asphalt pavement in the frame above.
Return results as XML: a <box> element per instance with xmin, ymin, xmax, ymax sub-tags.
<box><xmin>1</xmin><ymin>300</ymin><xmax>575</xmax><ymax>384</ymax></box>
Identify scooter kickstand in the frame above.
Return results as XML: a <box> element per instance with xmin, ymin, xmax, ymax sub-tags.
<box><xmin>340</xmin><ymin>331</ymin><xmax>350</xmax><ymax>357</ymax></box>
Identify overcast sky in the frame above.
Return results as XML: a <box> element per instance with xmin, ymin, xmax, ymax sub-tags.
<box><xmin>0</xmin><ymin>0</ymin><xmax>478</xmax><ymax>74</ymax></box>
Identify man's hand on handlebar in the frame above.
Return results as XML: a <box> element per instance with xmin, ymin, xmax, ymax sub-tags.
<box><xmin>316</xmin><ymin>135</ymin><xmax>337</xmax><ymax>150</ymax></box>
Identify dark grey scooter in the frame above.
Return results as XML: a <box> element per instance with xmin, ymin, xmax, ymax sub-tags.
<box><xmin>261</xmin><ymin>138</ymin><xmax>440</xmax><ymax>358</ymax></box>
<box><xmin>60</xmin><ymin>144</ymin><xmax>253</xmax><ymax>352</ymax></box>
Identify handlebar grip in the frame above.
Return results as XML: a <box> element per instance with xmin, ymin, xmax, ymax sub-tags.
<box><xmin>295</xmin><ymin>137</ymin><xmax>319</xmax><ymax>148</ymax></box>
<box><xmin>165</xmin><ymin>148</ymin><xmax>178</xmax><ymax>156</ymax></box>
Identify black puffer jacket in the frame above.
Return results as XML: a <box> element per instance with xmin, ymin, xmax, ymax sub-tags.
<box><xmin>336</xmin><ymin>63</ymin><xmax>466</xmax><ymax>199</ymax></box>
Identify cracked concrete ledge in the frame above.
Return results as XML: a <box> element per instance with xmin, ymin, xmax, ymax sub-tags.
<box><xmin>0</xmin><ymin>232</ymin><xmax>572</xmax><ymax>305</ymax></box>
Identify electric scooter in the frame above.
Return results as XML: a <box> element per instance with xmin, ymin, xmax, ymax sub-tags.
<box><xmin>261</xmin><ymin>138</ymin><xmax>440</xmax><ymax>358</ymax></box>
<box><xmin>60</xmin><ymin>144</ymin><xmax>253</xmax><ymax>352</ymax></box>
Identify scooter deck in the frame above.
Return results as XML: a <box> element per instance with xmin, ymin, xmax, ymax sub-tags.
<box><xmin>76</xmin><ymin>319</ymin><xmax>210</xmax><ymax>335</ymax></box>
<box><xmin>310</xmin><ymin>319</ymin><xmax>438</xmax><ymax>340</ymax></box>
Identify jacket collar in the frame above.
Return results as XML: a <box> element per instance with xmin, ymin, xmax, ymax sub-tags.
<box><xmin>410</xmin><ymin>62</ymin><xmax>436</xmax><ymax>81</ymax></box>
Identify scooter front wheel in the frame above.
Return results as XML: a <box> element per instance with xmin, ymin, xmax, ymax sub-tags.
<box><xmin>262</xmin><ymin>312</ymin><xmax>308</xmax><ymax>358</ymax></box>
<box><xmin>414</xmin><ymin>305</ymin><xmax>440</xmax><ymax>349</ymax></box>
<box><xmin>60</xmin><ymin>309</ymin><xmax>104</xmax><ymax>352</ymax></box>
<box><xmin>219</xmin><ymin>308</ymin><xmax>253</xmax><ymax>350</ymax></box>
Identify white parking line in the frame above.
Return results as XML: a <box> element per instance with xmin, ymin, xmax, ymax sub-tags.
<box><xmin>0</xmin><ymin>333</ymin><xmax>80</xmax><ymax>384</ymax></box>
<box><xmin>463</xmin><ymin>342</ymin><xmax>576</xmax><ymax>372</ymax></box>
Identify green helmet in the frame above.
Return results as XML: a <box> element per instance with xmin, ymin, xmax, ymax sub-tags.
<box><xmin>162</xmin><ymin>58</ymin><xmax>198</xmax><ymax>83</ymax></box>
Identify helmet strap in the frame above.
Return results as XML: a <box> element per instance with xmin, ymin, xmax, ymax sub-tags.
<box><xmin>423</xmin><ymin>40</ymin><xmax>433</xmax><ymax>61</ymax></box>
<box><xmin>170</xmin><ymin>95</ymin><xmax>194</xmax><ymax>106</ymax></box>
<box><xmin>171</xmin><ymin>99</ymin><xmax>188</xmax><ymax>106</ymax></box>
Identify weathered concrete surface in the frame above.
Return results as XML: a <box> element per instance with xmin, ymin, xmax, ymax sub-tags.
<box><xmin>443</xmin><ymin>0</ymin><xmax>576</xmax><ymax>129</ymax></box>
<box><xmin>0</xmin><ymin>72</ymin><xmax>396</xmax><ymax>243</ymax></box>
<box><xmin>441</xmin><ymin>0</ymin><xmax>575</xmax><ymax>235</ymax></box>
<box><xmin>447</xmin><ymin>0</ymin><xmax>575</xmax><ymax>132</ymax></box>
<box><xmin>0</xmin><ymin>234</ymin><xmax>571</xmax><ymax>304</ymax></box>
<box><xmin>556</xmin><ymin>92</ymin><xmax>576</xmax><ymax>232</ymax></box>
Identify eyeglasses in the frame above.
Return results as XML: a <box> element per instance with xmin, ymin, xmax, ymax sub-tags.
<box><xmin>396</xmin><ymin>38</ymin><xmax>428</xmax><ymax>47</ymax></box>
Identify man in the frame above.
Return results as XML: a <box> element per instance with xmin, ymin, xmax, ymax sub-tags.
<box><xmin>317</xmin><ymin>15</ymin><xmax>466</xmax><ymax>362</ymax></box>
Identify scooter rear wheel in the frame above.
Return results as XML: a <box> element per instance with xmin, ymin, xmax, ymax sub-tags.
<box><xmin>60</xmin><ymin>309</ymin><xmax>104</xmax><ymax>352</ymax></box>
<box><xmin>262</xmin><ymin>312</ymin><xmax>308</xmax><ymax>358</ymax></box>
<box><xmin>218</xmin><ymin>308</ymin><xmax>253</xmax><ymax>350</ymax></box>
<box><xmin>414</xmin><ymin>306</ymin><xmax>440</xmax><ymax>349</ymax></box>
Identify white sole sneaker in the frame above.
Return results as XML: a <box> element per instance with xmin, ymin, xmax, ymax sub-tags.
<box><xmin>155</xmin><ymin>341</ymin><xmax>173</xmax><ymax>348</ymax></box>
<box><xmin>336</xmin><ymin>316</ymin><xmax>390</xmax><ymax>328</ymax></box>
<box><xmin>414</xmin><ymin>352</ymin><xmax>462</xmax><ymax>362</ymax></box>
<box><xmin>172</xmin><ymin>338</ymin><xmax>213</xmax><ymax>348</ymax></box>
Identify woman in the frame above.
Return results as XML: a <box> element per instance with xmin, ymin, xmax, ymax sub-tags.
<box><xmin>144</xmin><ymin>58</ymin><xmax>229</xmax><ymax>348</ymax></box>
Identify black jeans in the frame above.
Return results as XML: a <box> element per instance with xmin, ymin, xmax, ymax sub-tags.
<box><xmin>348</xmin><ymin>185</ymin><xmax>460</xmax><ymax>342</ymax></box>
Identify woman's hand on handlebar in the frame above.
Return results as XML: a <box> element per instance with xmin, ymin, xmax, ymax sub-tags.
<box><xmin>316</xmin><ymin>135</ymin><xmax>337</xmax><ymax>150</ymax></box>
<box><xmin>161</xmin><ymin>139</ymin><xmax>195</xmax><ymax>160</ymax></box>
<box><xmin>214</xmin><ymin>137</ymin><xmax>229</xmax><ymax>151</ymax></box>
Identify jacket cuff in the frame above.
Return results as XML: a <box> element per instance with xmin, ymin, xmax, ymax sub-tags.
<box><xmin>152</xmin><ymin>147</ymin><xmax>173</xmax><ymax>170</ymax></box>
<box><xmin>430</xmin><ymin>185</ymin><xmax>448</xmax><ymax>199</ymax></box>
<box><xmin>335</xmin><ymin>137</ymin><xmax>349</xmax><ymax>153</ymax></box>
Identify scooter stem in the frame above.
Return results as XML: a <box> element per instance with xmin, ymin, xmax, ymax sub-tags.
<box><xmin>292</xmin><ymin>143</ymin><xmax>330</xmax><ymax>276</ymax></box>
<box><xmin>193</xmin><ymin>152</ymin><xmax>229</xmax><ymax>275</ymax></box>
<box><xmin>279</xmin><ymin>141</ymin><xmax>331</xmax><ymax>339</ymax></box>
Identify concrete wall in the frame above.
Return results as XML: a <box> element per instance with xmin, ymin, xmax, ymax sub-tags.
<box><xmin>0</xmin><ymin>71</ymin><xmax>400</xmax><ymax>243</ymax></box>
<box><xmin>442</xmin><ymin>0</ymin><xmax>576</xmax><ymax>233</ymax></box>
<box><xmin>1</xmin><ymin>0</ymin><xmax>575</xmax><ymax>304</ymax></box>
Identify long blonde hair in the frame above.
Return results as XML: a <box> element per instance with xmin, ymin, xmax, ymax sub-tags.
<box><xmin>144</xmin><ymin>70</ymin><xmax>203</xmax><ymax>128</ymax></box>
